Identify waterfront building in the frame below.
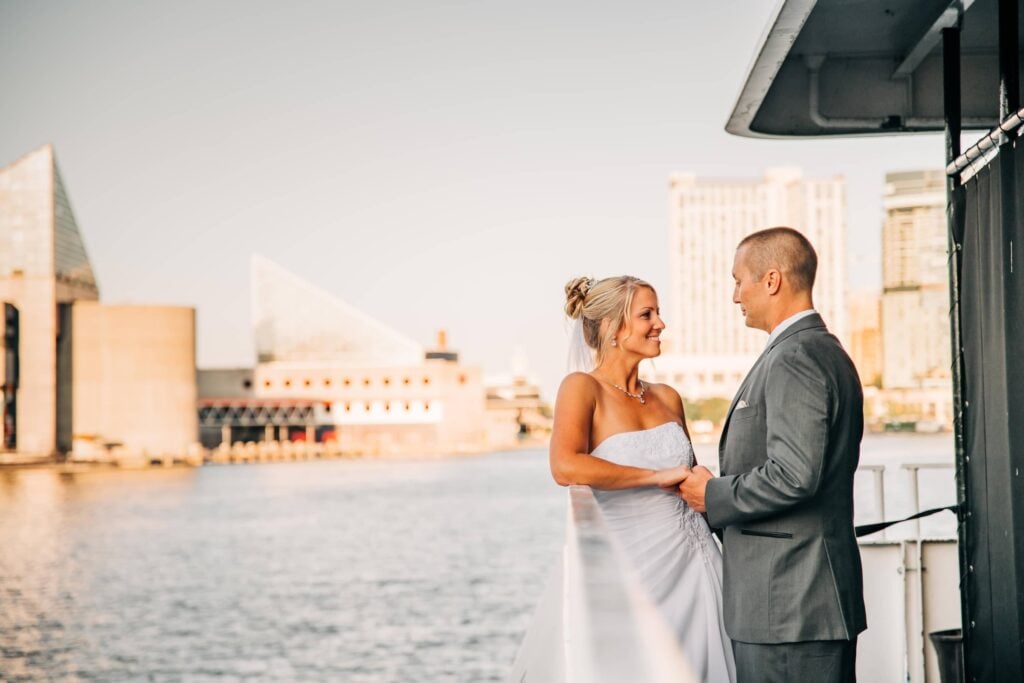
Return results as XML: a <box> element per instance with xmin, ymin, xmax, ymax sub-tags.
<box><xmin>647</xmin><ymin>167</ymin><xmax>847</xmax><ymax>402</ymax></box>
<box><xmin>0</xmin><ymin>145</ymin><xmax>98</xmax><ymax>456</ymax></box>
<box><xmin>0</xmin><ymin>145</ymin><xmax>197</xmax><ymax>461</ymax></box>
<box><xmin>878</xmin><ymin>170</ymin><xmax>952</xmax><ymax>427</ymax></box>
<box><xmin>483</xmin><ymin>351</ymin><xmax>552</xmax><ymax>449</ymax></box>
<box><xmin>198</xmin><ymin>256</ymin><xmax>488</xmax><ymax>455</ymax></box>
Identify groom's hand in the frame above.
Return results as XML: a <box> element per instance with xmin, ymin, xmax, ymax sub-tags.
<box><xmin>678</xmin><ymin>465</ymin><xmax>714</xmax><ymax>513</ymax></box>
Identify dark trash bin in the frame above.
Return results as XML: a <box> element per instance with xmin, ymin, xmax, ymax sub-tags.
<box><xmin>929</xmin><ymin>629</ymin><xmax>964</xmax><ymax>683</ymax></box>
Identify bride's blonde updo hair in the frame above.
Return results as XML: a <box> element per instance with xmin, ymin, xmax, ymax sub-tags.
<box><xmin>564</xmin><ymin>275</ymin><xmax>654</xmax><ymax>365</ymax></box>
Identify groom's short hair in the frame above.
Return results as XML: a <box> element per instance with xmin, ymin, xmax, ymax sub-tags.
<box><xmin>738</xmin><ymin>227</ymin><xmax>817</xmax><ymax>293</ymax></box>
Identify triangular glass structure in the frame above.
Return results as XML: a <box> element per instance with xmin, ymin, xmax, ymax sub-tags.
<box><xmin>251</xmin><ymin>255</ymin><xmax>423</xmax><ymax>366</ymax></box>
<box><xmin>0</xmin><ymin>145</ymin><xmax>98</xmax><ymax>291</ymax></box>
<box><xmin>52</xmin><ymin>158</ymin><xmax>98</xmax><ymax>290</ymax></box>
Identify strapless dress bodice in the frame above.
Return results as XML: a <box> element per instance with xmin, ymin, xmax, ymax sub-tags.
<box><xmin>589</xmin><ymin>420</ymin><xmax>735</xmax><ymax>682</ymax></box>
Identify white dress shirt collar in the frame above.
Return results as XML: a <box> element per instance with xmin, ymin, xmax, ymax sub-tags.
<box><xmin>766</xmin><ymin>309</ymin><xmax>817</xmax><ymax>347</ymax></box>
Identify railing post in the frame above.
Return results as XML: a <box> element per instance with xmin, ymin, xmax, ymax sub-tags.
<box><xmin>942</xmin><ymin>19</ymin><xmax>973</xmax><ymax>679</ymax></box>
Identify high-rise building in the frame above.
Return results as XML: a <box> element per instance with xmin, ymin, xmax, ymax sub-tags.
<box><xmin>880</xmin><ymin>171</ymin><xmax>950</xmax><ymax>390</ymax></box>
<box><xmin>877</xmin><ymin>170</ymin><xmax>952</xmax><ymax>427</ymax></box>
<box><xmin>647</xmin><ymin>167</ymin><xmax>847</xmax><ymax>401</ymax></box>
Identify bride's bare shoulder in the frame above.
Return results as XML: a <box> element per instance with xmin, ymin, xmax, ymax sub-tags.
<box><xmin>561</xmin><ymin>370</ymin><xmax>598</xmax><ymax>393</ymax></box>
<box><xmin>646</xmin><ymin>382</ymin><xmax>686</xmax><ymax>414</ymax></box>
<box><xmin>554</xmin><ymin>374</ymin><xmax>599</xmax><ymax>428</ymax></box>
<box><xmin>557</xmin><ymin>372</ymin><xmax>599</xmax><ymax>401</ymax></box>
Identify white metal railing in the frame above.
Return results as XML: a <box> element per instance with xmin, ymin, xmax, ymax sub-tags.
<box><xmin>856</xmin><ymin>461</ymin><xmax>959</xmax><ymax>683</ymax></box>
<box><xmin>855</xmin><ymin>460</ymin><xmax>957</xmax><ymax>542</ymax></box>
<box><xmin>510</xmin><ymin>486</ymin><xmax>697</xmax><ymax>683</ymax></box>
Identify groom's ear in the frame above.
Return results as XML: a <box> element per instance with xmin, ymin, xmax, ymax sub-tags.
<box><xmin>764</xmin><ymin>269</ymin><xmax>783</xmax><ymax>295</ymax></box>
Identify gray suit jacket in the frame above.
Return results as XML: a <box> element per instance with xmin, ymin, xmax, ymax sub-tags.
<box><xmin>705</xmin><ymin>313</ymin><xmax>866</xmax><ymax>644</ymax></box>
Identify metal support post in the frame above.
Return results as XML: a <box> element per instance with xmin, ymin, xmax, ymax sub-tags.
<box><xmin>941</xmin><ymin>21</ymin><xmax>971</xmax><ymax>676</ymax></box>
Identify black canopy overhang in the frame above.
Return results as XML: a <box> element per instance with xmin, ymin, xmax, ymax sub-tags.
<box><xmin>727</xmin><ymin>0</ymin><xmax>1008</xmax><ymax>138</ymax></box>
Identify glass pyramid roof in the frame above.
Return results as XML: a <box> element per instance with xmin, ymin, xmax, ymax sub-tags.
<box><xmin>53</xmin><ymin>158</ymin><xmax>98</xmax><ymax>289</ymax></box>
<box><xmin>251</xmin><ymin>255</ymin><xmax>423</xmax><ymax>366</ymax></box>
<box><xmin>0</xmin><ymin>145</ymin><xmax>98</xmax><ymax>291</ymax></box>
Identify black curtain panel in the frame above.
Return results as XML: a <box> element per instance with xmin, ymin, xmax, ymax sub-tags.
<box><xmin>959</xmin><ymin>140</ymin><xmax>1024</xmax><ymax>682</ymax></box>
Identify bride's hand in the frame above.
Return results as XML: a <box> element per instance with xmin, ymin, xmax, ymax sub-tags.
<box><xmin>654</xmin><ymin>465</ymin><xmax>691</xmax><ymax>489</ymax></box>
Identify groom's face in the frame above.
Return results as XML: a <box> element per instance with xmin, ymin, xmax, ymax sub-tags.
<box><xmin>732</xmin><ymin>247</ymin><xmax>770</xmax><ymax>332</ymax></box>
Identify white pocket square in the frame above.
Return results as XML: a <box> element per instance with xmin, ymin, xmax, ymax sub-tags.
<box><xmin>735</xmin><ymin>400</ymin><xmax>749</xmax><ymax>410</ymax></box>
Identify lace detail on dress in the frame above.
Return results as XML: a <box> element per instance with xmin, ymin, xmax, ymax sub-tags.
<box><xmin>592</xmin><ymin>421</ymin><xmax>693</xmax><ymax>469</ymax></box>
<box><xmin>682</xmin><ymin>505</ymin><xmax>714</xmax><ymax>563</ymax></box>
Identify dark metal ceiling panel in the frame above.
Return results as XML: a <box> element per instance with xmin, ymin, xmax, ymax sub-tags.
<box><xmin>728</xmin><ymin>0</ymin><xmax>1003</xmax><ymax>137</ymax></box>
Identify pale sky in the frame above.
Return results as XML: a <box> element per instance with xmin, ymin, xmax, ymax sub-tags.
<box><xmin>0</xmin><ymin>1</ymin><xmax>945</xmax><ymax>399</ymax></box>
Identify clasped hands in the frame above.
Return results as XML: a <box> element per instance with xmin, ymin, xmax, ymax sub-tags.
<box><xmin>655</xmin><ymin>464</ymin><xmax>715</xmax><ymax>513</ymax></box>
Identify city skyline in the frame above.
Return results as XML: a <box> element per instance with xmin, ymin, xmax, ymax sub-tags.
<box><xmin>0</xmin><ymin>1</ymin><xmax>947</xmax><ymax>400</ymax></box>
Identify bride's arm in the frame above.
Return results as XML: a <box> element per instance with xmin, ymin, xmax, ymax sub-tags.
<box><xmin>549</xmin><ymin>373</ymin><xmax>689</xmax><ymax>490</ymax></box>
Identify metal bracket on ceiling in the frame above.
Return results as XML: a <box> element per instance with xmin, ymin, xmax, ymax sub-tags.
<box><xmin>892</xmin><ymin>2</ymin><xmax>972</xmax><ymax>80</ymax></box>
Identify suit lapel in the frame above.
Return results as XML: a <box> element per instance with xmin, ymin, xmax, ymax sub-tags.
<box><xmin>718</xmin><ymin>348</ymin><xmax>769</xmax><ymax>464</ymax></box>
<box><xmin>717</xmin><ymin>313</ymin><xmax>828</xmax><ymax>468</ymax></box>
<box><xmin>723</xmin><ymin>349</ymin><xmax>767</xmax><ymax>425</ymax></box>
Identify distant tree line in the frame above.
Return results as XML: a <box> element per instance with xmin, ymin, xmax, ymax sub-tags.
<box><xmin>683</xmin><ymin>397</ymin><xmax>732</xmax><ymax>425</ymax></box>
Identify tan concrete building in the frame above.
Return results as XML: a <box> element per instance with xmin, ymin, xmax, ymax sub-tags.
<box><xmin>0</xmin><ymin>145</ymin><xmax>199</xmax><ymax>461</ymax></box>
<box><xmin>71</xmin><ymin>303</ymin><xmax>197</xmax><ymax>459</ymax></box>
<box><xmin>649</xmin><ymin>167</ymin><xmax>847</xmax><ymax>400</ymax></box>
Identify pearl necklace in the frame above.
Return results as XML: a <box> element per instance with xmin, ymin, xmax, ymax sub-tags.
<box><xmin>611</xmin><ymin>380</ymin><xmax>646</xmax><ymax>404</ymax></box>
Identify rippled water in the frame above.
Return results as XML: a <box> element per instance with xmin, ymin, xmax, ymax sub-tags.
<box><xmin>0</xmin><ymin>450</ymin><xmax>565</xmax><ymax>682</ymax></box>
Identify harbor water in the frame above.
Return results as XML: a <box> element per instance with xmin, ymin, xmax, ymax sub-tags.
<box><xmin>0</xmin><ymin>434</ymin><xmax>954</xmax><ymax>681</ymax></box>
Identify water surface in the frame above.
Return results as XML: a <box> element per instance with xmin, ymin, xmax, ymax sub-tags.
<box><xmin>0</xmin><ymin>451</ymin><xmax>564</xmax><ymax>682</ymax></box>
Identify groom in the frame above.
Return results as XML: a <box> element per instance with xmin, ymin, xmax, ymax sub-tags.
<box><xmin>678</xmin><ymin>227</ymin><xmax>865</xmax><ymax>682</ymax></box>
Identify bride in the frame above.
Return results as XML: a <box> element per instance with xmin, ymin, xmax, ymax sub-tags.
<box><xmin>549</xmin><ymin>275</ymin><xmax>736</xmax><ymax>683</ymax></box>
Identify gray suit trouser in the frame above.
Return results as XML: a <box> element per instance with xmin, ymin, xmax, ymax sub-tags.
<box><xmin>732</xmin><ymin>639</ymin><xmax>857</xmax><ymax>683</ymax></box>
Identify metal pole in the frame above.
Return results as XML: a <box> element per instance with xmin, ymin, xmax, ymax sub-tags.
<box><xmin>999</xmin><ymin>0</ymin><xmax>1020</xmax><ymax>119</ymax></box>
<box><xmin>942</xmin><ymin>23</ymin><xmax>971</xmax><ymax>673</ymax></box>
<box><xmin>995</xmin><ymin>6</ymin><xmax>1023</xmax><ymax>679</ymax></box>
<box><xmin>873</xmin><ymin>466</ymin><xmax>886</xmax><ymax>529</ymax></box>
<box><xmin>908</xmin><ymin>466</ymin><xmax>926</xmax><ymax>681</ymax></box>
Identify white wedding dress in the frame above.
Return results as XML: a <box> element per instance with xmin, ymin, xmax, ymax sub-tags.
<box><xmin>591</xmin><ymin>421</ymin><xmax>736</xmax><ymax>683</ymax></box>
